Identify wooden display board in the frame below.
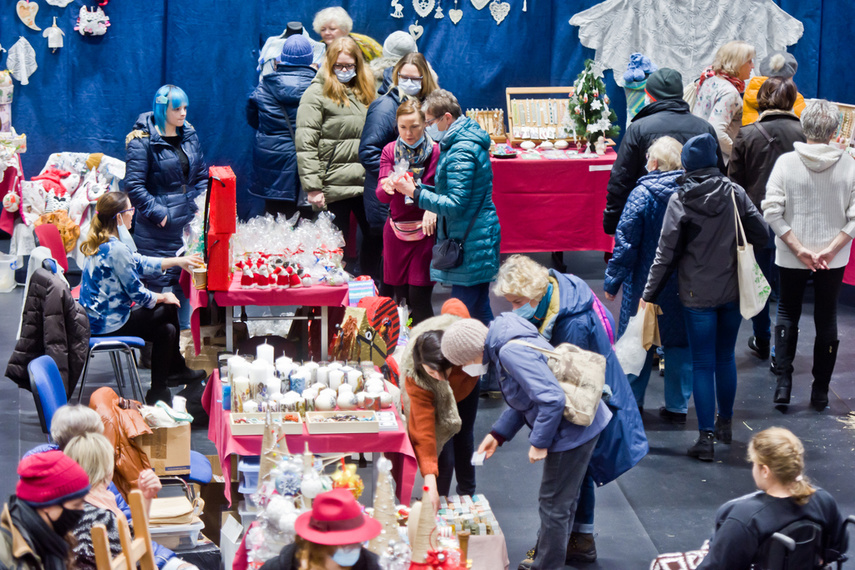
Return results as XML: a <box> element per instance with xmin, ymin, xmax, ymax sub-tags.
<box><xmin>505</xmin><ymin>86</ymin><xmax>577</xmax><ymax>145</ymax></box>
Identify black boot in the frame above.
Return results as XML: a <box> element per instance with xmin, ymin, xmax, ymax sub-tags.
<box><xmin>810</xmin><ymin>340</ymin><xmax>839</xmax><ymax>411</ymax></box>
<box><xmin>687</xmin><ymin>431</ymin><xmax>715</xmax><ymax>462</ymax></box>
<box><xmin>714</xmin><ymin>416</ymin><xmax>732</xmax><ymax>444</ymax></box>
<box><xmin>748</xmin><ymin>336</ymin><xmax>770</xmax><ymax>359</ymax></box>
<box><xmin>773</xmin><ymin>325</ymin><xmax>798</xmax><ymax>404</ymax></box>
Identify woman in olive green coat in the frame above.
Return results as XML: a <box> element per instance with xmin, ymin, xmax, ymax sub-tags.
<box><xmin>296</xmin><ymin>36</ymin><xmax>376</xmax><ymax>269</ymax></box>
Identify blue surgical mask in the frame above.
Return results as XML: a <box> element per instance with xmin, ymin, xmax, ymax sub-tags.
<box><xmin>117</xmin><ymin>223</ymin><xmax>137</xmax><ymax>252</ymax></box>
<box><xmin>402</xmin><ymin>135</ymin><xmax>425</xmax><ymax>150</ymax></box>
<box><xmin>334</xmin><ymin>69</ymin><xmax>357</xmax><ymax>83</ymax></box>
<box><xmin>513</xmin><ymin>302</ymin><xmax>536</xmax><ymax>321</ymax></box>
<box><xmin>331</xmin><ymin>545</ymin><xmax>361</xmax><ymax>566</ymax></box>
<box><xmin>399</xmin><ymin>78</ymin><xmax>422</xmax><ymax>96</ymax></box>
<box><xmin>426</xmin><ymin>124</ymin><xmax>444</xmax><ymax>143</ymax></box>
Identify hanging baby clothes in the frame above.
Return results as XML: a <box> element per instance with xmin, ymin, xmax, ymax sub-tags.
<box><xmin>43</xmin><ymin>18</ymin><xmax>65</xmax><ymax>52</ymax></box>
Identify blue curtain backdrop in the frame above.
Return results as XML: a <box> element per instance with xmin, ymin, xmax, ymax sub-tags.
<box><xmin>1</xmin><ymin>0</ymin><xmax>850</xmax><ymax>220</ymax></box>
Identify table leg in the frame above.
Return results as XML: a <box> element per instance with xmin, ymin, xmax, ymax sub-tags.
<box><xmin>321</xmin><ymin>306</ymin><xmax>329</xmax><ymax>360</ymax></box>
<box><xmin>226</xmin><ymin>306</ymin><xmax>234</xmax><ymax>352</ymax></box>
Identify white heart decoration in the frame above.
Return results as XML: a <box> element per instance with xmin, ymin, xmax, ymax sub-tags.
<box><xmin>470</xmin><ymin>0</ymin><xmax>489</xmax><ymax>10</ymax></box>
<box><xmin>449</xmin><ymin>8</ymin><xmax>463</xmax><ymax>23</ymax></box>
<box><xmin>489</xmin><ymin>0</ymin><xmax>510</xmax><ymax>24</ymax></box>
<box><xmin>16</xmin><ymin>0</ymin><xmax>41</xmax><ymax>31</ymax></box>
<box><xmin>408</xmin><ymin>21</ymin><xmax>424</xmax><ymax>41</ymax></box>
<box><xmin>45</xmin><ymin>0</ymin><xmax>73</xmax><ymax>6</ymax></box>
<box><xmin>413</xmin><ymin>0</ymin><xmax>435</xmax><ymax>18</ymax></box>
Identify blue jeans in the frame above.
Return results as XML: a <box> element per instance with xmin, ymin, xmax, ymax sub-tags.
<box><xmin>751</xmin><ymin>231</ymin><xmax>778</xmax><ymax>341</ymax></box>
<box><xmin>572</xmin><ymin>473</ymin><xmax>595</xmax><ymax>534</ymax></box>
<box><xmin>533</xmin><ymin>435</ymin><xmax>599</xmax><ymax>570</ymax></box>
<box><xmin>628</xmin><ymin>345</ymin><xmax>693</xmax><ymax>413</ymax></box>
<box><xmin>450</xmin><ymin>283</ymin><xmax>493</xmax><ymax>326</ymax></box>
<box><xmin>683</xmin><ymin>301</ymin><xmax>742</xmax><ymax>432</ymax></box>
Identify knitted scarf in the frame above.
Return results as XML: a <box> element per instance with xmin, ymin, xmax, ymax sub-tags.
<box><xmin>394</xmin><ymin>135</ymin><xmax>434</xmax><ymax>183</ymax></box>
<box><xmin>9</xmin><ymin>498</ymin><xmax>71</xmax><ymax>570</ymax></box>
<box><xmin>698</xmin><ymin>66</ymin><xmax>745</xmax><ymax>93</ymax></box>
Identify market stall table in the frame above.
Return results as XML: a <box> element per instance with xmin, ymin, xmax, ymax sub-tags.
<box><xmin>184</xmin><ymin>272</ymin><xmax>349</xmax><ymax>359</ymax></box>
<box><xmin>201</xmin><ymin>371</ymin><xmax>418</xmax><ymax>506</ymax></box>
<box><xmin>491</xmin><ymin>149</ymin><xmax>617</xmax><ymax>254</ymax></box>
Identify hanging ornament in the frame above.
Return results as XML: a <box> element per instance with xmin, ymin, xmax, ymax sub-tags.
<box><xmin>470</xmin><ymin>0</ymin><xmax>489</xmax><ymax>10</ymax></box>
<box><xmin>449</xmin><ymin>0</ymin><xmax>463</xmax><ymax>24</ymax></box>
<box><xmin>522</xmin><ymin>0</ymin><xmax>527</xmax><ymax>12</ymax></box>
<box><xmin>391</xmin><ymin>0</ymin><xmax>404</xmax><ymax>18</ymax></box>
<box><xmin>43</xmin><ymin>17</ymin><xmax>64</xmax><ymax>52</ymax></box>
<box><xmin>591</xmin><ymin>60</ymin><xmax>607</xmax><ymax>80</ymax></box>
<box><xmin>7</xmin><ymin>37</ymin><xmax>37</xmax><ymax>85</ymax></box>
<box><xmin>413</xmin><ymin>0</ymin><xmax>435</xmax><ymax>18</ymax></box>
<box><xmin>16</xmin><ymin>1</ymin><xmax>41</xmax><ymax>31</ymax></box>
<box><xmin>408</xmin><ymin>20</ymin><xmax>424</xmax><ymax>41</ymax></box>
<box><xmin>489</xmin><ymin>0</ymin><xmax>510</xmax><ymax>25</ymax></box>
<box><xmin>45</xmin><ymin>0</ymin><xmax>73</xmax><ymax>6</ymax></box>
<box><xmin>434</xmin><ymin>0</ymin><xmax>444</xmax><ymax>19</ymax></box>
<box><xmin>75</xmin><ymin>5</ymin><xmax>110</xmax><ymax>36</ymax></box>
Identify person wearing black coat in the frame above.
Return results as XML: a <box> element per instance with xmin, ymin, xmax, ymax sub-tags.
<box><xmin>728</xmin><ymin>77</ymin><xmax>806</xmax><ymax>361</ymax></box>
<box><xmin>603</xmin><ymin>68</ymin><xmax>725</xmax><ymax>235</ymax></box>
<box><xmin>247</xmin><ymin>35</ymin><xmax>317</xmax><ymax>218</ymax></box>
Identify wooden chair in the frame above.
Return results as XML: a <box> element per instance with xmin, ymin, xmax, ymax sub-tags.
<box><xmin>91</xmin><ymin>490</ymin><xmax>156</xmax><ymax>570</ymax></box>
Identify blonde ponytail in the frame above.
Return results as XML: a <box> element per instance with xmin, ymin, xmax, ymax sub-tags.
<box><xmin>80</xmin><ymin>191</ymin><xmax>129</xmax><ymax>256</ymax></box>
<box><xmin>748</xmin><ymin>427</ymin><xmax>816</xmax><ymax>506</ymax></box>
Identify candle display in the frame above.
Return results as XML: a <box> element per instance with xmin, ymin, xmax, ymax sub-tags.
<box><xmin>228</xmin><ymin>355</ymin><xmax>251</xmax><ymax>385</ymax></box>
<box><xmin>257</xmin><ymin>343</ymin><xmax>275</xmax><ymax>366</ymax></box>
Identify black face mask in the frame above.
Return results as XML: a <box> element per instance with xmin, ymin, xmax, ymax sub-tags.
<box><xmin>51</xmin><ymin>506</ymin><xmax>85</xmax><ymax>537</ymax></box>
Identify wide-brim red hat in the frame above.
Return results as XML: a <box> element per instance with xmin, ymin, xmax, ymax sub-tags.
<box><xmin>295</xmin><ymin>489</ymin><xmax>382</xmax><ymax>545</ymax></box>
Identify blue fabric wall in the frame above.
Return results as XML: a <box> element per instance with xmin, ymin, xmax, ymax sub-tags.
<box><xmin>1</xmin><ymin>0</ymin><xmax>850</xmax><ymax>220</ymax></box>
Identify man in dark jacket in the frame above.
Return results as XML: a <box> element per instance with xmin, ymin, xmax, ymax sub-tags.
<box><xmin>603</xmin><ymin>68</ymin><xmax>725</xmax><ymax>235</ymax></box>
<box><xmin>247</xmin><ymin>35</ymin><xmax>317</xmax><ymax>217</ymax></box>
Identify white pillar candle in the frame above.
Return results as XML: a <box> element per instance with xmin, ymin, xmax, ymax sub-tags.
<box><xmin>316</xmin><ymin>366</ymin><xmax>330</xmax><ymax>386</ymax></box>
<box><xmin>267</xmin><ymin>375</ymin><xmax>282</xmax><ymax>396</ymax></box>
<box><xmin>328</xmin><ymin>370</ymin><xmax>345</xmax><ymax>390</ymax></box>
<box><xmin>303</xmin><ymin>361</ymin><xmax>319</xmax><ymax>382</ymax></box>
<box><xmin>346</xmin><ymin>370</ymin><xmax>363</xmax><ymax>391</ymax></box>
<box><xmin>250</xmin><ymin>360</ymin><xmax>271</xmax><ymax>398</ymax></box>
<box><xmin>257</xmin><ymin>343</ymin><xmax>275</xmax><ymax>366</ymax></box>
<box><xmin>233</xmin><ymin>376</ymin><xmax>250</xmax><ymax>412</ymax></box>
<box><xmin>227</xmin><ymin>356</ymin><xmax>251</xmax><ymax>385</ymax></box>
<box><xmin>276</xmin><ymin>356</ymin><xmax>293</xmax><ymax>374</ymax></box>
<box><xmin>243</xmin><ymin>400</ymin><xmax>259</xmax><ymax>413</ymax></box>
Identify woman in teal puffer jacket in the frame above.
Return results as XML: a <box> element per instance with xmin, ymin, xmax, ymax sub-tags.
<box><xmin>394</xmin><ymin>89</ymin><xmax>501</xmax><ymax>324</ymax></box>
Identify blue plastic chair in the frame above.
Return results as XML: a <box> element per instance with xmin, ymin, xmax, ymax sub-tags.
<box><xmin>186</xmin><ymin>450</ymin><xmax>213</xmax><ymax>485</ymax></box>
<box><xmin>76</xmin><ymin>336</ymin><xmax>146</xmax><ymax>403</ymax></box>
<box><xmin>28</xmin><ymin>356</ymin><xmax>67</xmax><ymax>438</ymax></box>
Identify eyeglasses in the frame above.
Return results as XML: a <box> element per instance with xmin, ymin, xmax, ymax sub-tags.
<box><xmin>425</xmin><ymin>116</ymin><xmax>440</xmax><ymax>127</ymax></box>
<box><xmin>117</xmin><ymin>207</ymin><xmax>135</xmax><ymax>217</ymax></box>
<box><xmin>333</xmin><ymin>64</ymin><xmax>356</xmax><ymax>72</ymax></box>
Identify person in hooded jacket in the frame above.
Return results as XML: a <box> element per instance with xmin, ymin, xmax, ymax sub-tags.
<box><xmin>603</xmin><ymin>68</ymin><xmax>724</xmax><ymax>235</ymax></box>
<box><xmin>247</xmin><ymin>35</ymin><xmax>317</xmax><ymax>218</ymax></box>
<box><xmin>493</xmin><ymin>254</ymin><xmax>647</xmax><ymax>564</ymax></box>
<box><xmin>728</xmin><ymin>77</ymin><xmax>806</xmax><ymax>362</ymax></box>
<box><xmin>643</xmin><ymin>133</ymin><xmax>768</xmax><ymax>462</ymax></box>
<box><xmin>392</xmin><ymin>89</ymin><xmax>500</xmax><ymax>326</ymax></box>
<box><xmin>741</xmin><ymin>50</ymin><xmax>806</xmax><ymax>126</ymax></box>
<box><xmin>605</xmin><ymin>136</ymin><xmax>693</xmax><ymax>423</ymax></box>
<box><xmin>124</xmin><ymin>84</ymin><xmax>207</xmax><ymax>331</ymax></box>
<box><xmin>477</xmin><ymin>312</ymin><xmax>612</xmax><ymax>570</ymax></box>
<box><xmin>761</xmin><ymin>99</ymin><xmax>855</xmax><ymax>410</ymax></box>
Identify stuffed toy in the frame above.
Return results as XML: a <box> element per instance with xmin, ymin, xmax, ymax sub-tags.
<box><xmin>623</xmin><ymin>53</ymin><xmax>657</xmax><ymax>84</ymax></box>
<box><xmin>75</xmin><ymin>6</ymin><xmax>110</xmax><ymax>36</ymax></box>
<box><xmin>35</xmin><ymin>210</ymin><xmax>80</xmax><ymax>253</ymax></box>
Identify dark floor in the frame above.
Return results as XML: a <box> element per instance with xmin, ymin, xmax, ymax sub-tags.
<box><xmin>3</xmin><ymin>250</ymin><xmax>854</xmax><ymax>569</ymax></box>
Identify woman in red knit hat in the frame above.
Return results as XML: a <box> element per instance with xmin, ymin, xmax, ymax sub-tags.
<box><xmin>0</xmin><ymin>450</ymin><xmax>90</xmax><ymax>570</ymax></box>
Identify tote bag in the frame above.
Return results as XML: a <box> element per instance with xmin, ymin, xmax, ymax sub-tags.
<box><xmin>732</xmin><ymin>190</ymin><xmax>771</xmax><ymax>319</ymax></box>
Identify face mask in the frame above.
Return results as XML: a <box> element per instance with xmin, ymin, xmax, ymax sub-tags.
<box><xmin>51</xmin><ymin>506</ymin><xmax>85</xmax><ymax>537</ymax></box>
<box><xmin>426</xmin><ymin>124</ymin><xmax>444</xmax><ymax>143</ymax></box>
<box><xmin>117</xmin><ymin>223</ymin><xmax>138</xmax><ymax>252</ymax></box>
<box><xmin>462</xmin><ymin>363</ymin><xmax>488</xmax><ymax>377</ymax></box>
<box><xmin>331</xmin><ymin>545</ymin><xmax>361</xmax><ymax>567</ymax></box>
<box><xmin>334</xmin><ymin>69</ymin><xmax>357</xmax><ymax>83</ymax></box>
<box><xmin>513</xmin><ymin>302</ymin><xmax>536</xmax><ymax>321</ymax></box>
<box><xmin>399</xmin><ymin>78</ymin><xmax>422</xmax><ymax>96</ymax></box>
<box><xmin>402</xmin><ymin>135</ymin><xmax>425</xmax><ymax>150</ymax></box>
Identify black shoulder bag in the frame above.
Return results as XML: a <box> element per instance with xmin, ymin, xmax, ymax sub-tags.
<box><xmin>431</xmin><ymin>186</ymin><xmax>487</xmax><ymax>270</ymax></box>
<box><xmin>754</xmin><ymin>120</ymin><xmax>780</xmax><ymax>151</ymax></box>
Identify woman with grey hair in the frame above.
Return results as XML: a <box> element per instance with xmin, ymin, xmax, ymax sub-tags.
<box><xmin>762</xmin><ymin>99</ymin><xmax>855</xmax><ymax>409</ymax></box>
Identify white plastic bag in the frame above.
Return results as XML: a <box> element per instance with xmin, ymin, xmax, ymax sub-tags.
<box><xmin>614</xmin><ymin>312</ymin><xmax>648</xmax><ymax>376</ymax></box>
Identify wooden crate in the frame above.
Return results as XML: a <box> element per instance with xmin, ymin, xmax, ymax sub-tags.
<box><xmin>305</xmin><ymin>411</ymin><xmax>379</xmax><ymax>434</ymax></box>
<box><xmin>230</xmin><ymin>412</ymin><xmax>303</xmax><ymax>436</ymax></box>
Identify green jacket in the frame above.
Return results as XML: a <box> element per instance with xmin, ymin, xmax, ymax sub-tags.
<box><xmin>415</xmin><ymin>117</ymin><xmax>501</xmax><ymax>286</ymax></box>
<box><xmin>295</xmin><ymin>73</ymin><xmax>368</xmax><ymax>205</ymax></box>
<box><xmin>0</xmin><ymin>504</ymin><xmax>46</xmax><ymax>570</ymax></box>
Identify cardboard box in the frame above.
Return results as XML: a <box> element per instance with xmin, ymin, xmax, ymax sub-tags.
<box><xmin>137</xmin><ymin>424</ymin><xmax>191</xmax><ymax>475</ymax></box>
<box><xmin>220</xmin><ymin>514</ymin><xmax>244</xmax><ymax>570</ymax></box>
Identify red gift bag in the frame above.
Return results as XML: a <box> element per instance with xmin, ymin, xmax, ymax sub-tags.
<box><xmin>207</xmin><ymin>231</ymin><xmax>232</xmax><ymax>290</ymax></box>
<box><xmin>208</xmin><ymin>166</ymin><xmax>236</xmax><ymax>235</ymax></box>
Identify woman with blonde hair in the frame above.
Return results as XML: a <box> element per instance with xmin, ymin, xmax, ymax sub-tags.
<box><xmin>605</xmin><ymin>136</ymin><xmax>692</xmax><ymax>422</ymax></box>
<box><xmin>297</xmin><ymin>36</ymin><xmax>375</xmax><ymax>271</ymax></box>
<box><xmin>79</xmin><ymin>192</ymin><xmax>203</xmax><ymax>405</ymax></box>
<box><xmin>693</xmin><ymin>41</ymin><xmax>756</xmax><ymax>163</ymax></box>
<box><xmin>695</xmin><ymin>427</ymin><xmax>847</xmax><ymax>569</ymax></box>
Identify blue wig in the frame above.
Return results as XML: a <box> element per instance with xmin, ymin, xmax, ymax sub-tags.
<box><xmin>152</xmin><ymin>85</ymin><xmax>189</xmax><ymax>133</ymax></box>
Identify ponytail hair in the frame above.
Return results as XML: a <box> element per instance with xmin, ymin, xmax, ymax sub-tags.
<box><xmin>80</xmin><ymin>192</ymin><xmax>129</xmax><ymax>256</ymax></box>
<box><xmin>748</xmin><ymin>427</ymin><xmax>816</xmax><ymax>505</ymax></box>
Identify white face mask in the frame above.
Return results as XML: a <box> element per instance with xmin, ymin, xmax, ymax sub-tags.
<box><xmin>399</xmin><ymin>78</ymin><xmax>422</xmax><ymax>96</ymax></box>
<box><xmin>462</xmin><ymin>363</ymin><xmax>488</xmax><ymax>377</ymax></box>
<box><xmin>334</xmin><ymin>69</ymin><xmax>357</xmax><ymax>83</ymax></box>
<box><xmin>117</xmin><ymin>219</ymin><xmax>137</xmax><ymax>252</ymax></box>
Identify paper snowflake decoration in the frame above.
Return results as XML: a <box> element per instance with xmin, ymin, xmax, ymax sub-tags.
<box><xmin>591</xmin><ymin>60</ymin><xmax>607</xmax><ymax>79</ymax></box>
<box><xmin>590</xmin><ymin>99</ymin><xmax>602</xmax><ymax>111</ymax></box>
<box><xmin>596</xmin><ymin>117</ymin><xmax>613</xmax><ymax>132</ymax></box>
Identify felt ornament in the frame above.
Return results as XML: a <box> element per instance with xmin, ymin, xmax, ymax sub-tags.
<box><xmin>434</xmin><ymin>1</ymin><xmax>444</xmax><ymax>19</ymax></box>
<box><xmin>489</xmin><ymin>0</ymin><xmax>510</xmax><ymax>24</ymax></box>
<box><xmin>7</xmin><ymin>38</ymin><xmax>37</xmax><ymax>86</ymax></box>
<box><xmin>43</xmin><ymin>18</ymin><xmax>64</xmax><ymax>52</ymax></box>
<box><xmin>391</xmin><ymin>0</ymin><xmax>404</xmax><ymax>18</ymax></box>
<box><xmin>470</xmin><ymin>0</ymin><xmax>489</xmax><ymax>10</ymax></box>
<box><xmin>408</xmin><ymin>20</ymin><xmax>423</xmax><ymax>41</ymax></box>
<box><xmin>75</xmin><ymin>6</ymin><xmax>110</xmax><ymax>36</ymax></box>
<box><xmin>45</xmin><ymin>0</ymin><xmax>73</xmax><ymax>6</ymax></box>
<box><xmin>449</xmin><ymin>0</ymin><xmax>463</xmax><ymax>24</ymax></box>
<box><xmin>16</xmin><ymin>1</ymin><xmax>41</xmax><ymax>32</ymax></box>
<box><xmin>413</xmin><ymin>0</ymin><xmax>435</xmax><ymax>18</ymax></box>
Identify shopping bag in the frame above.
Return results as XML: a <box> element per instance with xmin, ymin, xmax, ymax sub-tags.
<box><xmin>732</xmin><ymin>190</ymin><xmax>771</xmax><ymax>319</ymax></box>
<box><xmin>614</xmin><ymin>312</ymin><xmax>647</xmax><ymax>376</ymax></box>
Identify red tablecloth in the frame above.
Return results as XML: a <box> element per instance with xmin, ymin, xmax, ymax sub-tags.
<box><xmin>491</xmin><ymin>150</ymin><xmax>617</xmax><ymax>253</ymax></box>
<box><xmin>201</xmin><ymin>371</ymin><xmax>418</xmax><ymax>506</ymax></box>
<box><xmin>184</xmin><ymin>271</ymin><xmax>349</xmax><ymax>355</ymax></box>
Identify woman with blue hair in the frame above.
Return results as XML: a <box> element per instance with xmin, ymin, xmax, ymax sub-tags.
<box><xmin>124</xmin><ymin>85</ymin><xmax>208</xmax><ymax>331</ymax></box>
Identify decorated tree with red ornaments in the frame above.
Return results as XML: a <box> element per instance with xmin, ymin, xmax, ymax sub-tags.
<box><xmin>568</xmin><ymin>59</ymin><xmax>619</xmax><ymax>148</ymax></box>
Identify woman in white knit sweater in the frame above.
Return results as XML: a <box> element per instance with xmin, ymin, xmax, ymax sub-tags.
<box><xmin>762</xmin><ymin>99</ymin><xmax>855</xmax><ymax>410</ymax></box>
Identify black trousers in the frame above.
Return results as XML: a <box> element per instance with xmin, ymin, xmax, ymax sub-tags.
<box><xmin>326</xmin><ymin>197</ymin><xmax>382</xmax><ymax>282</ymax></box>
<box><xmin>392</xmin><ymin>284</ymin><xmax>434</xmax><ymax>326</ymax></box>
<box><xmin>112</xmin><ymin>304</ymin><xmax>186</xmax><ymax>390</ymax></box>
<box><xmin>436</xmin><ymin>382</ymin><xmax>480</xmax><ymax>496</ymax></box>
<box><xmin>776</xmin><ymin>266</ymin><xmax>845</xmax><ymax>344</ymax></box>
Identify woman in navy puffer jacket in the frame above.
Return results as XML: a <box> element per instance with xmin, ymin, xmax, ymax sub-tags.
<box><xmin>248</xmin><ymin>35</ymin><xmax>316</xmax><ymax>217</ymax></box>
<box><xmin>124</xmin><ymin>85</ymin><xmax>207</xmax><ymax>329</ymax></box>
<box><xmin>605</xmin><ymin>136</ymin><xmax>693</xmax><ymax>422</ymax></box>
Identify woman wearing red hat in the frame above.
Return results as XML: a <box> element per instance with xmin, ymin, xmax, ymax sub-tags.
<box><xmin>261</xmin><ymin>489</ymin><xmax>382</xmax><ymax>570</ymax></box>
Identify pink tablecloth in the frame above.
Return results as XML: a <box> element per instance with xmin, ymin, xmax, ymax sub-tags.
<box><xmin>491</xmin><ymin>150</ymin><xmax>617</xmax><ymax>254</ymax></box>
<box><xmin>201</xmin><ymin>371</ymin><xmax>418</xmax><ymax>506</ymax></box>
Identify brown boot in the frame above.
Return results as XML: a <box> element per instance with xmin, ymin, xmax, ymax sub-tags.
<box><xmin>566</xmin><ymin>532</ymin><xmax>597</xmax><ymax>563</ymax></box>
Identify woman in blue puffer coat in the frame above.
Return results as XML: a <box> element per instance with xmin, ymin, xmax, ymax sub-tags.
<box><xmin>247</xmin><ymin>35</ymin><xmax>316</xmax><ymax>217</ymax></box>
<box><xmin>604</xmin><ymin>136</ymin><xmax>693</xmax><ymax>423</ymax></box>
<box><xmin>393</xmin><ymin>89</ymin><xmax>501</xmax><ymax>325</ymax></box>
<box><xmin>124</xmin><ymin>85</ymin><xmax>207</xmax><ymax>329</ymax></box>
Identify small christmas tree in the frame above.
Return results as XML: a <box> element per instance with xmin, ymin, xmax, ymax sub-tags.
<box><xmin>367</xmin><ymin>457</ymin><xmax>399</xmax><ymax>555</ymax></box>
<box><xmin>568</xmin><ymin>59</ymin><xmax>620</xmax><ymax>150</ymax></box>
